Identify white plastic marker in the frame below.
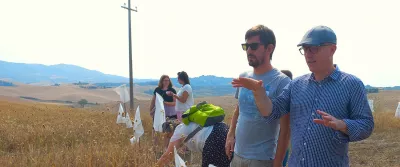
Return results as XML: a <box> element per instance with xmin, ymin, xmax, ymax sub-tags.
<box><xmin>153</xmin><ymin>92</ymin><xmax>166</xmax><ymax>132</ymax></box>
<box><xmin>116</xmin><ymin>103</ymin><xmax>125</xmax><ymax>124</ymax></box>
<box><xmin>130</xmin><ymin>136</ymin><xmax>138</xmax><ymax>145</ymax></box>
<box><xmin>133</xmin><ymin>106</ymin><xmax>144</xmax><ymax>143</ymax></box>
<box><xmin>368</xmin><ymin>99</ymin><xmax>374</xmax><ymax>112</ymax></box>
<box><xmin>395</xmin><ymin>102</ymin><xmax>400</xmax><ymax>118</ymax></box>
<box><xmin>114</xmin><ymin>84</ymin><xmax>130</xmax><ymax>103</ymax></box>
<box><xmin>174</xmin><ymin>146</ymin><xmax>187</xmax><ymax>167</ymax></box>
<box><xmin>125</xmin><ymin>111</ymin><xmax>133</xmax><ymax>128</ymax></box>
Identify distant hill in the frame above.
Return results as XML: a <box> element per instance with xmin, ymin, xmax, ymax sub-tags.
<box><xmin>0</xmin><ymin>60</ymin><xmax>236</xmax><ymax>97</ymax></box>
<box><xmin>0</xmin><ymin>80</ymin><xmax>15</xmax><ymax>87</ymax></box>
<box><xmin>139</xmin><ymin>75</ymin><xmax>235</xmax><ymax>97</ymax></box>
<box><xmin>365</xmin><ymin>85</ymin><xmax>400</xmax><ymax>94</ymax></box>
<box><xmin>139</xmin><ymin>75</ymin><xmax>232</xmax><ymax>86</ymax></box>
<box><xmin>382</xmin><ymin>86</ymin><xmax>400</xmax><ymax>91</ymax></box>
<box><xmin>3</xmin><ymin>60</ymin><xmax>396</xmax><ymax>98</ymax></box>
<box><xmin>0</xmin><ymin>60</ymin><xmax>154</xmax><ymax>84</ymax></box>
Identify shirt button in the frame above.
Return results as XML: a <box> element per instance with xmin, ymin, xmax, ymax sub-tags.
<box><xmin>319</xmin><ymin>84</ymin><xmax>322</xmax><ymax>87</ymax></box>
<box><xmin>302</xmin><ymin>158</ymin><xmax>305</xmax><ymax>161</ymax></box>
<box><xmin>315</xmin><ymin>98</ymin><xmax>318</xmax><ymax>101</ymax></box>
<box><xmin>308</xmin><ymin>127</ymin><xmax>311</xmax><ymax>130</ymax></box>
<box><xmin>304</xmin><ymin>142</ymin><xmax>306</xmax><ymax>146</ymax></box>
<box><xmin>312</xmin><ymin>113</ymin><xmax>315</xmax><ymax>116</ymax></box>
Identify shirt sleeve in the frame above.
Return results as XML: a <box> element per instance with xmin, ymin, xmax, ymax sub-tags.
<box><xmin>275</xmin><ymin>77</ymin><xmax>291</xmax><ymax>97</ymax></box>
<box><xmin>183</xmin><ymin>85</ymin><xmax>192</xmax><ymax>94</ymax></box>
<box><xmin>264</xmin><ymin>81</ymin><xmax>292</xmax><ymax>122</ymax></box>
<box><xmin>335</xmin><ymin>78</ymin><xmax>374</xmax><ymax>143</ymax></box>
<box><xmin>170</xmin><ymin>123</ymin><xmax>196</xmax><ymax>142</ymax></box>
<box><xmin>153</xmin><ymin>88</ymin><xmax>159</xmax><ymax>95</ymax></box>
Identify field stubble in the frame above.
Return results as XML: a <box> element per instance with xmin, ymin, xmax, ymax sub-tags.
<box><xmin>0</xmin><ymin>90</ymin><xmax>400</xmax><ymax>166</ymax></box>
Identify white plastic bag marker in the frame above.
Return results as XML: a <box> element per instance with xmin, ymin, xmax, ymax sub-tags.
<box><xmin>395</xmin><ymin>102</ymin><xmax>400</xmax><ymax>118</ymax></box>
<box><xmin>130</xmin><ymin>136</ymin><xmax>139</xmax><ymax>145</ymax></box>
<box><xmin>174</xmin><ymin>146</ymin><xmax>187</xmax><ymax>167</ymax></box>
<box><xmin>153</xmin><ymin>93</ymin><xmax>166</xmax><ymax>132</ymax></box>
<box><xmin>368</xmin><ymin>99</ymin><xmax>374</xmax><ymax>113</ymax></box>
<box><xmin>125</xmin><ymin>111</ymin><xmax>133</xmax><ymax>128</ymax></box>
<box><xmin>116</xmin><ymin>103</ymin><xmax>125</xmax><ymax>124</ymax></box>
<box><xmin>133</xmin><ymin>106</ymin><xmax>144</xmax><ymax>140</ymax></box>
<box><xmin>114</xmin><ymin>84</ymin><xmax>130</xmax><ymax>103</ymax></box>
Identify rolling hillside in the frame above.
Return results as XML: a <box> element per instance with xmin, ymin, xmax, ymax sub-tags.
<box><xmin>0</xmin><ymin>83</ymin><xmax>152</xmax><ymax>104</ymax></box>
<box><xmin>0</xmin><ymin>60</ymin><xmax>153</xmax><ymax>84</ymax></box>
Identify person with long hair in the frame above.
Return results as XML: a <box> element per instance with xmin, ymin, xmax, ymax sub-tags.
<box><xmin>150</xmin><ymin>75</ymin><xmax>177</xmax><ymax>119</ymax></box>
<box><xmin>166</xmin><ymin>71</ymin><xmax>194</xmax><ymax>122</ymax></box>
<box><xmin>149</xmin><ymin>74</ymin><xmax>177</xmax><ymax>150</ymax></box>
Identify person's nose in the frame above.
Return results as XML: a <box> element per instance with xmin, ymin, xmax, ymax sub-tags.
<box><xmin>246</xmin><ymin>47</ymin><xmax>254</xmax><ymax>55</ymax></box>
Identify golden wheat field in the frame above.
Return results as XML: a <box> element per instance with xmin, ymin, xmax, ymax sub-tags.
<box><xmin>1</xmin><ymin>91</ymin><xmax>400</xmax><ymax>167</ymax></box>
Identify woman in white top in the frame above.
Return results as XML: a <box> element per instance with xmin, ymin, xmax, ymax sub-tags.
<box><xmin>166</xmin><ymin>71</ymin><xmax>194</xmax><ymax>122</ymax></box>
<box><xmin>156</xmin><ymin>121</ymin><xmax>231</xmax><ymax>167</ymax></box>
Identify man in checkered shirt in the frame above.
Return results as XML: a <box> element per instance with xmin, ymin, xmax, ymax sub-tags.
<box><xmin>232</xmin><ymin>25</ymin><xmax>374</xmax><ymax>167</ymax></box>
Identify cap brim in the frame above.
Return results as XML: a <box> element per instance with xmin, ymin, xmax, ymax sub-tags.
<box><xmin>297</xmin><ymin>39</ymin><xmax>319</xmax><ymax>47</ymax></box>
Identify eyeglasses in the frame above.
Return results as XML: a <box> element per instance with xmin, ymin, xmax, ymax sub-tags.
<box><xmin>241</xmin><ymin>43</ymin><xmax>265</xmax><ymax>51</ymax></box>
<box><xmin>299</xmin><ymin>44</ymin><xmax>331</xmax><ymax>55</ymax></box>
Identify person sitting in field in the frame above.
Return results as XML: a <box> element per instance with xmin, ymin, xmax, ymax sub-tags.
<box><xmin>156</xmin><ymin>119</ymin><xmax>231</xmax><ymax>167</ymax></box>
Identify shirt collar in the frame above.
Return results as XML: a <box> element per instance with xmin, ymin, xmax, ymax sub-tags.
<box><xmin>309</xmin><ymin>64</ymin><xmax>341</xmax><ymax>81</ymax></box>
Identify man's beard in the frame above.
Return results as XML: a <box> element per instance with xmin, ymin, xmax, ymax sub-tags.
<box><xmin>248</xmin><ymin>54</ymin><xmax>264</xmax><ymax>68</ymax></box>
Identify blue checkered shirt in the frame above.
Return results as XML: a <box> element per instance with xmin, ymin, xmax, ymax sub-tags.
<box><xmin>265</xmin><ymin>66</ymin><xmax>374</xmax><ymax>167</ymax></box>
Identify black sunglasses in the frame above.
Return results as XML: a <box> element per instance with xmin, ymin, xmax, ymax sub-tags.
<box><xmin>241</xmin><ymin>43</ymin><xmax>266</xmax><ymax>51</ymax></box>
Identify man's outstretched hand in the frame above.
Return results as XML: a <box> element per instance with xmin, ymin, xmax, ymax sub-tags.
<box><xmin>313</xmin><ymin>110</ymin><xmax>348</xmax><ymax>134</ymax></box>
<box><xmin>232</xmin><ymin>77</ymin><xmax>264</xmax><ymax>91</ymax></box>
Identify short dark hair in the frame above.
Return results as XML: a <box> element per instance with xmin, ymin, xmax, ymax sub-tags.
<box><xmin>245</xmin><ymin>25</ymin><xmax>276</xmax><ymax>60</ymax></box>
<box><xmin>162</xmin><ymin>119</ymin><xmax>179</xmax><ymax>133</ymax></box>
<box><xmin>281</xmin><ymin>70</ymin><xmax>293</xmax><ymax>80</ymax></box>
<box><xmin>177</xmin><ymin>71</ymin><xmax>190</xmax><ymax>85</ymax></box>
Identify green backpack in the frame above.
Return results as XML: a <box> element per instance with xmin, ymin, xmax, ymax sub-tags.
<box><xmin>181</xmin><ymin>101</ymin><xmax>225</xmax><ymax>127</ymax></box>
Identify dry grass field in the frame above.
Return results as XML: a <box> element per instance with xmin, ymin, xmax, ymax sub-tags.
<box><xmin>0</xmin><ymin>90</ymin><xmax>399</xmax><ymax>167</ymax></box>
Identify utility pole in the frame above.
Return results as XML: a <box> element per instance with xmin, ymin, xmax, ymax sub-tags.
<box><xmin>121</xmin><ymin>0</ymin><xmax>137</xmax><ymax>112</ymax></box>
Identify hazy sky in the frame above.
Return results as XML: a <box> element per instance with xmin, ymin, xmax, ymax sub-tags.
<box><xmin>0</xmin><ymin>0</ymin><xmax>398</xmax><ymax>87</ymax></box>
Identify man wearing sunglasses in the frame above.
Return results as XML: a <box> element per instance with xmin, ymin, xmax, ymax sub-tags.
<box><xmin>231</xmin><ymin>25</ymin><xmax>374</xmax><ymax>167</ymax></box>
<box><xmin>225</xmin><ymin>24</ymin><xmax>291</xmax><ymax>167</ymax></box>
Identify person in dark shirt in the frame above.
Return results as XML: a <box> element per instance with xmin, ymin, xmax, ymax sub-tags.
<box><xmin>149</xmin><ymin>74</ymin><xmax>177</xmax><ymax>150</ymax></box>
<box><xmin>149</xmin><ymin>74</ymin><xmax>177</xmax><ymax>118</ymax></box>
